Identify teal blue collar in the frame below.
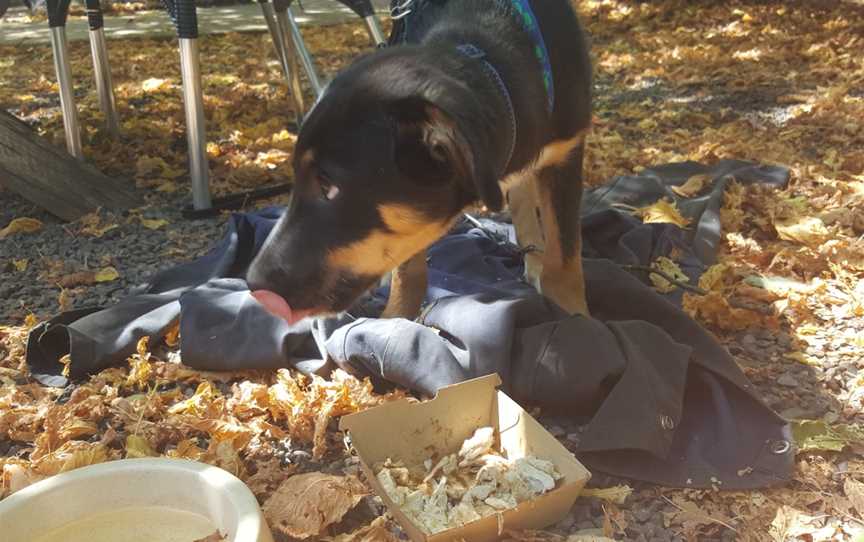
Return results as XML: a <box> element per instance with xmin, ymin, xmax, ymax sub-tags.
<box><xmin>507</xmin><ymin>0</ymin><xmax>554</xmax><ymax>112</ymax></box>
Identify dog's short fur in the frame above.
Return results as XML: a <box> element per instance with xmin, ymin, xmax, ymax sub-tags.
<box><xmin>246</xmin><ymin>0</ymin><xmax>592</xmax><ymax>321</ymax></box>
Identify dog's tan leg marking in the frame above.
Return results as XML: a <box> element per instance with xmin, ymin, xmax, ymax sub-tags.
<box><xmin>505</xmin><ymin>170</ymin><xmax>545</xmax><ymax>290</ymax></box>
<box><xmin>514</xmin><ymin>131</ymin><xmax>590</xmax><ymax>316</ymax></box>
<box><xmin>381</xmin><ymin>251</ymin><xmax>428</xmax><ymax>320</ymax></box>
<box><xmin>534</xmin><ymin>196</ymin><xmax>588</xmax><ymax>317</ymax></box>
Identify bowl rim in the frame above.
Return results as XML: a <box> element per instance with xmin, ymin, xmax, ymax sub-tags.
<box><xmin>0</xmin><ymin>458</ymin><xmax>267</xmax><ymax>540</ymax></box>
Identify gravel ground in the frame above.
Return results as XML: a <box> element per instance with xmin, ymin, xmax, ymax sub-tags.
<box><xmin>0</xmin><ymin>187</ymin><xmax>231</xmax><ymax>322</ymax></box>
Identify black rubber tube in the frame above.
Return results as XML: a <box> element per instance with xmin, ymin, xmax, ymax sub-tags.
<box><xmin>162</xmin><ymin>0</ymin><xmax>199</xmax><ymax>39</ymax></box>
<box><xmin>174</xmin><ymin>0</ymin><xmax>199</xmax><ymax>39</ymax></box>
<box><xmin>84</xmin><ymin>0</ymin><xmax>104</xmax><ymax>31</ymax></box>
<box><xmin>272</xmin><ymin>0</ymin><xmax>291</xmax><ymax>12</ymax></box>
<box><xmin>46</xmin><ymin>0</ymin><xmax>72</xmax><ymax>27</ymax></box>
<box><xmin>335</xmin><ymin>0</ymin><xmax>373</xmax><ymax>18</ymax></box>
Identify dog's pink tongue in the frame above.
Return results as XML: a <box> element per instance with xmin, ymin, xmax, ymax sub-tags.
<box><xmin>251</xmin><ymin>290</ymin><xmax>312</xmax><ymax>325</ymax></box>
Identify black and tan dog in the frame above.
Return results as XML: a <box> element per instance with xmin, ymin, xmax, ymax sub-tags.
<box><xmin>246</xmin><ymin>0</ymin><xmax>592</xmax><ymax>325</ymax></box>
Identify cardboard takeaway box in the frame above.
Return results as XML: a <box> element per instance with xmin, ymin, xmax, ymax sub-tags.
<box><xmin>340</xmin><ymin>374</ymin><xmax>591</xmax><ymax>542</ymax></box>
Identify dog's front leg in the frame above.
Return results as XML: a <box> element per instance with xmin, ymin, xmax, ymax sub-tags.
<box><xmin>511</xmin><ymin>133</ymin><xmax>590</xmax><ymax>317</ymax></box>
<box><xmin>535</xmin><ymin>134</ymin><xmax>590</xmax><ymax>317</ymax></box>
<box><xmin>381</xmin><ymin>252</ymin><xmax>428</xmax><ymax>320</ymax></box>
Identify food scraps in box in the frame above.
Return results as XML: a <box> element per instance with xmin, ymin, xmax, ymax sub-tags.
<box><xmin>374</xmin><ymin>427</ymin><xmax>562</xmax><ymax>535</ymax></box>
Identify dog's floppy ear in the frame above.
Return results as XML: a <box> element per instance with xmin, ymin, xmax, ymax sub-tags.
<box><xmin>389</xmin><ymin>98</ymin><xmax>503</xmax><ymax>211</ymax></box>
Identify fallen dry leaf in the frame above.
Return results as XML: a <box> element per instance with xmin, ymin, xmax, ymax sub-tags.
<box><xmin>664</xmin><ymin>496</ymin><xmax>737</xmax><ymax>535</ymax></box>
<box><xmin>58</xmin><ymin>288</ymin><xmax>73</xmax><ymax>312</ymax></box>
<box><xmin>168</xmin><ymin>381</ymin><xmax>218</xmax><ymax>416</ymax></box>
<box><xmin>57</xmin><ymin>266</ymin><xmax>119</xmax><ymax>287</ymax></box>
<box><xmin>164</xmin><ymin>321</ymin><xmax>181</xmax><ymax>347</ymax></box>
<box><xmin>263</xmin><ymin>472</ymin><xmax>367</xmax><ymax>539</ymax></box>
<box><xmin>141</xmin><ymin>218</ymin><xmax>169</xmax><ymax>230</ymax></box>
<box><xmin>323</xmin><ymin>517</ymin><xmax>398</xmax><ymax>542</ymax></box>
<box><xmin>135</xmin><ymin>156</ymin><xmax>184</xmax><ymax>182</ymax></box>
<box><xmin>769</xmin><ymin>505</ymin><xmax>827</xmax><ymax>542</ymax></box>
<box><xmin>125</xmin><ymin>434</ymin><xmax>158</xmax><ymax>459</ymax></box>
<box><xmin>792</xmin><ymin>420</ymin><xmax>864</xmax><ymax>452</ymax></box>
<box><xmin>775</xmin><ymin>216</ymin><xmax>831</xmax><ymax>247</ymax></box>
<box><xmin>125</xmin><ymin>336</ymin><xmax>153</xmax><ymax>390</ymax></box>
<box><xmin>141</xmin><ymin>77</ymin><xmax>171</xmax><ymax>93</ymax></box>
<box><xmin>201</xmin><ymin>440</ymin><xmax>245</xmax><ymax>478</ymax></box>
<box><xmin>580</xmin><ymin>485</ymin><xmax>633</xmax><ymax>505</ymax></box>
<box><xmin>698</xmin><ymin>263</ymin><xmax>731</xmax><ymax>292</ymax></box>
<box><xmin>94</xmin><ymin>267</ymin><xmax>120</xmax><ymax>282</ymax></box>
<box><xmin>649</xmin><ymin>256</ymin><xmax>690</xmax><ymax>293</ymax></box>
<box><xmin>126</xmin><ymin>356</ymin><xmax>152</xmax><ymax>390</ymax></box>
<box><xmin>1</xmin><ymin>461</ymin><xmax>46</xmax><ymax>498</ymax></box>
<box><xmin>58</xmin><ymin>271</ymin><xmax>95</xmax><ymax>288</ymax></box>
<box><xmin>155</xmin><ymin>181</ymin><xmax>178</xmax><ymax>193</ymax></box>
<box><xmin>671</xmin><ymin>173</ymin><xmax>713</xmax><ymax>198</ymax></box>
<box><xmin>59</xmin><ymin>353</ymin><xmax>72</xmax><ymax>378</ymax></box>
<box><xmin>57</xmin><ymin>419</ymin><xmax>99</xmax><ymax>442</ymax></box>
<box><xmin>844</xmin><ymin>478</ymin><xmax>864</xmax><ymax>518</ymax></box>
<box><xmin>783</xmin><ymin>351</ymin><xmax>822</xmax><ymax>367</ymax></box>
<box><xmin>78</xmin><ymin>212</ymin><xmax>118</xmax><ymax>237</ymax></box>
<box><xmin>631</xmin><ymin>199</ymin><xmax>691</xmax><ymax>228</ymax></box>
<box><xmin>12</xmin><ymin>259</ymin><xmax>28</xmax><ymax>272</ymax></box>
<box><xmin>192</xmin><ymin>418</ymin><xmax>254</xmax><ymax>450</ymax></box>
<box><xmin>267</xmin><ymin>369</ymin><xmax>411</xmax><ymax>459</ymax></box>
<box><xmin>165</xmin><ymin>439</ymin><xmax>205</xmax><ymax>462</ymax></box>
<box><xmin>30</xmin><ymin>441</ymin><xmax>111</xmax><ymax>476</ymax></box>
<box><xmin>683</xmin><ymin>290</ymin><xmax>776</xmax><ymax>332</ymax></box>
<box><xmin>0</xmin><ymin>217</ymin><xmax>43</xmax><ymax>238</ymax></box>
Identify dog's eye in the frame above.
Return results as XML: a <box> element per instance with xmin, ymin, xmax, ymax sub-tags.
<box><xmin>319</xmin><ymin>178</ymin><xmax>340</xmax><ymax>201</ymax></box>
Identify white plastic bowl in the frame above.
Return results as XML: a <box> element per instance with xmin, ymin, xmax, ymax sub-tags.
<box><xmin>0</xmin><ymin>458</ymin><xmax>274</xmax><ymax>542</ymax></box>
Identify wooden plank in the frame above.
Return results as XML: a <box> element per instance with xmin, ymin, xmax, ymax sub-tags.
<box><xmin>0</xmin><ymin>110</ymin><xmax>138</xmax><ymax>222</ymax></box>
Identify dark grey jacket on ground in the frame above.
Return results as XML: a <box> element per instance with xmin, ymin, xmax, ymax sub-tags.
<box><xmin>27</xmin><ymin>160</ymin><xmax>794</xmax><ymax>489</ymax></box>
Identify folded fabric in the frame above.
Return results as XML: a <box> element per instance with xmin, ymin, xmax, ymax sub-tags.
<box><xmin>27</xmin><ymin>160</ymin><xmax>793</xmax><ymax>489</ymax></box>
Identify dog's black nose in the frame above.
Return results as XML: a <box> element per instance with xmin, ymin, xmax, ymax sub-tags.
<box><xmin>246</xmin><ymin>258</ymin><xmax>290</xmax><ymax>296</ymax></box>
<box><xmin>246</xmin><ymin>248</ymin><xmax>324</xmax><ymax>305</ymax></box>
<box><xmin>244</xmin><ymin>263</ymin><xmax>273</xmax><ymax>294</ymax></box>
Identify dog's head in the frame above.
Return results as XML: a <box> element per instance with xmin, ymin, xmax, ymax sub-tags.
<box><xmin>246</xmin><ymin>48</ymin><xmax>506</xmax><ymax>323</ymax></box>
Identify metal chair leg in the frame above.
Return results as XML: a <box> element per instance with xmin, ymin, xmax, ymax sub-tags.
<box><xmin>85</xmin><ymin>0</ymin><xmax>120</xmax><ymax>135</ymax></box>
<box><xmin>259</xmin><ymin>0</ymin><xmax>288</xmax><ymax>69</ymax></box>
<box><xmin>334</xmin><ymin>0</ymin><xmax>385</xmax><ymax>46</ymax></box>
<box><xmin>46</xmin><ymin>0</ymin><xmax>83</xmax><ymax>159</ymax></box>
<box><xmin>164</xmin><ymin>0</ymin><xmax>212</xmax><ymax>210</ymax></box>
<box><xmin>262</xmin><ymin>0</ymin><xmax>305</xmax><ymax>126</ymax></box>
<box><xmin>363</xmin><ymin>14</ymin><xmax>386</xmax><ymax>46</ymax></box>
<box><xmin>276</xmin><ymin>0</ymin><xmax>323</xmax><ymax>97</ymax></box>
<box><xmin>178</xmin><ymin>38</ymin><xmax>211</xmax><ymax>211</ymax></box>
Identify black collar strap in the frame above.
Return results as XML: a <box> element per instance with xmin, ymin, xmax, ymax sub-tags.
<box><xmin>455</xmin><ymin>44</ymin><xmax>517</xmax><ymax>177</ymax></box>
